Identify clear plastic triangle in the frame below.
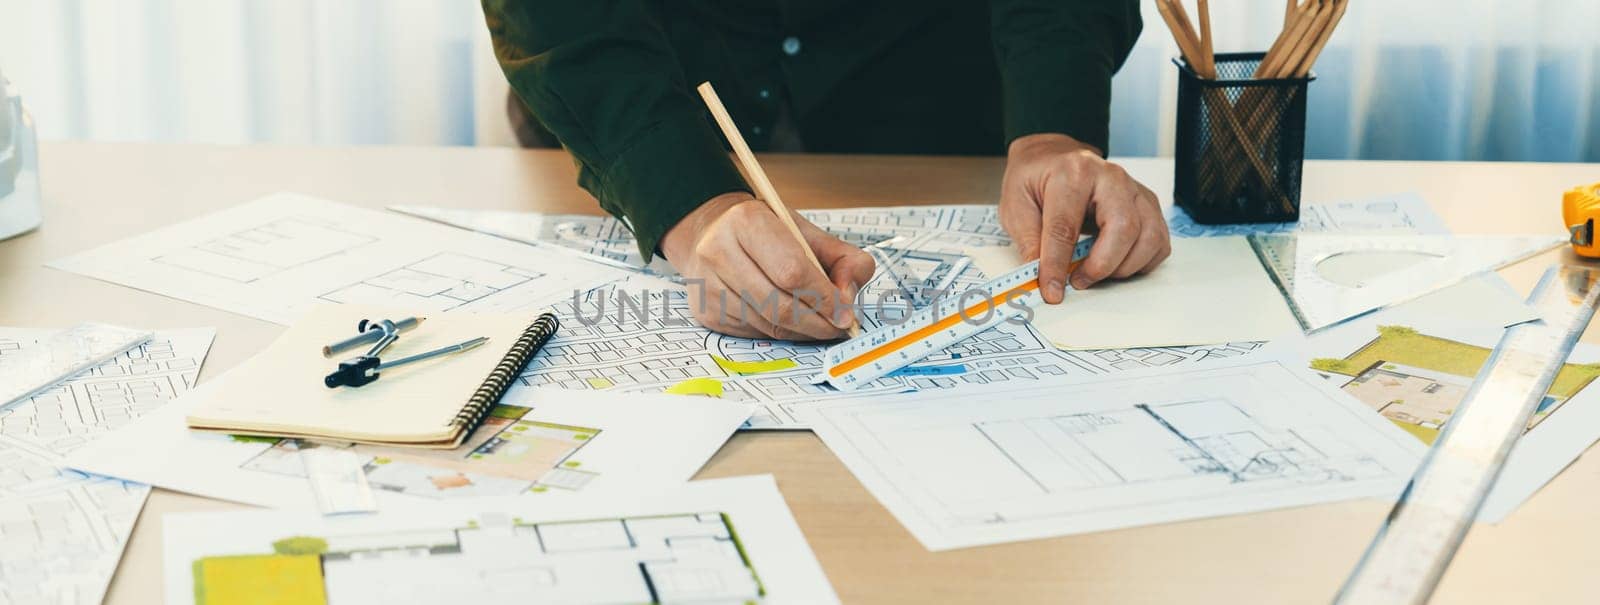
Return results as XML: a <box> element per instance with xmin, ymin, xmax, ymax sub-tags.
<box><xmin>1248</xmin><ymin>233</ymin><xmax>1564</xmax><ymax>332</ymax></box>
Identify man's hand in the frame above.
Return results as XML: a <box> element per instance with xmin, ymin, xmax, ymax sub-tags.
<box><xmin>998</xmin><ymin>133</ymin><xmax>1170</xmax><ymax>304</ymax></box>
<box><xmin>661</xmin><ymin>192</ymin><xmax>876</xmax><ymax>340</ymax></box>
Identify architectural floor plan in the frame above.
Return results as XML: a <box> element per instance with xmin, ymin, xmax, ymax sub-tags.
<box><xmin>521</xmin><ymin>269</ymin><xmax>1262</xmax><ymax>428</ymax></box>
<box><xmin>187</xmin><ymin>511</ymin><xmax>760</xmax><ymax>604</ymax></box>
<box><xmin>1296</xmin><ymin>310</ymin><xmax>1600</xmax><ymax>521</ymax></box>
<box><xmin>0</xmin><ymin>327</ymin><xmax>214</xmax><ymax>605</ymax></box>
<box><xmin>801</xmin><ymin>353</ymin><xmax>1421</xmax><ymax>550</ymax></box>
<box><xmin>238</xmin><ymin>403</ymin><xmax>604</xmax><ymax>499</ymax></box>
<box><xmin>472</xmin><ymin>215</ymin><xmax>1269</xmax><ymax>429</ymax></box>
<box><xmin>66</xmin><ymin>388</ymin><xmax>750</xmax><ymax>511</ymax></box>
<box><xmin>162</xmin><ymin>476</ymin><xmax>838</xmax><ymax>605</ymax></box>
<box><xmin>50</xmin><ymin>194</ymin><xmax>623</xmax><ymax>324</ymax></box>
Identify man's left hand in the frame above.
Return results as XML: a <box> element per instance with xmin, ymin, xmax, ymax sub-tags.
<box><xmin>998</xmin><ymin>133</ymin><xmax>1170</xmax><ymax>304</ymax></box>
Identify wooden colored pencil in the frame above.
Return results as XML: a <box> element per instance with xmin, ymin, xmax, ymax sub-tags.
<box><xmin>1256</xmin><ymin>0</ymin><xmax>1314</xmax><ymax>78</ymax></box>
<box><xmin>1272</xmin><ymin>0</ymin><xmax>1334</xmax><ymax>79</ymax></box>
<box><xmin>1293</xmin><ymin>0</ymin><xmax>1348</xmax><ymax>77</ymax></box>
<box><xmin>1155</xmin><ymin>0</ymin><xmax>1199</xmax><ymax>71</ymax></box>
<box><xmin>696</xmin><ymin>81</ymin><xmax>860</xmax><ymax>337</ymax></box>
<box><xmin>1157</xmin><ymin>0</ymin><xmax>1289</xmax><ymax>210</ymax></box>
<box><xmin>1198</xmin><ymin>0</ymin><xmax>1215</xmax><ymax>77</ymax></box>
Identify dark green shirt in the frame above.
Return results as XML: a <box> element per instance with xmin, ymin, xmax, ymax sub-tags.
<box><xmin>484</xmin><ymin>0</ymin><xmax>1141</xmax><ymax>259</ymax></box>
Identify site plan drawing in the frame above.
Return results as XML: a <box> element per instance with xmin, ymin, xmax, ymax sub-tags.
<box><xmin>403</xmin><ymin>205</ymin><xmax>1271</xmax><ymax>429</ymax></box>
<box><xmin>1292</xmin><ymin>310</ymin><xmax>1600</xmax><ymax>521</ymax></box>
<box><xmin>67</xmin><ymin>387</ymin><xmax>750</xmax><ymax>510</ymax></box>
<box><xmin>0</xmin><ymin>327</ymin><xmax>214</xmax><ymax>605</ymax></box>
<box><xmin>49</xmin><ymin>193</ymin><xmax>625</xmax><ymax>324</ymax></box>
<box><xmin>524</xmin><ymin>271</ymin><xmax>1268</xmax><ymax>428</ymax></box>
<box><xmin>162</xmin><ymin>476</ymin><xmax>837</xmax><ymax>605</ymax></box>
<box><xmin>800</xmin><ymin>352</ymin><xmax>1422</xmax><ymax>550</ymax></box>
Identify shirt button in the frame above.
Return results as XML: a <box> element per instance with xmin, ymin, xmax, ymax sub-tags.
<box><xmin>782</xmin><ymin>37</ymin><xmax>801</xmax><ymax>56</ymax></box>
<box><xmin>752</xmin><ymin>126</ymin><xmax>764</xmax><ymax>135</ymax></box>
<box><xmin>758</xmin><ymin>89</ymin><xmax>771</xmax><ymax>99</ymax></box>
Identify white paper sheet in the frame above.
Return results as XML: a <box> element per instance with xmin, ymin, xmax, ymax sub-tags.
<box><xmin>161</xmin><ymin>475</ymin><xmax>836</xmax><ymax>605</ymax></box>
<box><xmin>1283</xmin><ymin>309</ymin><xmax>1600</xmax><ymax>522</ymax></box>
<box><xmin>800</xmin><ymin>351</ymin><xmax>1422</xmax><ymax>551</ymax></box>
<box><xmin>67</xmin><ymin>386</ymin><xmax>750</xmax><ymax>510</ymax></box>
<box><xmin>50</xmin><ymin>193</ymin><xmax>626</xmax><ymax>325</ymax></box>
<box><xmin>0</xmin><ymin>327</ymin><xmax>214</xmax><ymax>605</ymax></box>
<box><xmin>966</xmin><ymin>237</ymin><xmax>1301</xmax><ymax>349</ymax></box>
<box><xmin>1164</xmin><ymin>192</ymin><xmax>1450</xmax><ymax>237</ymax></box>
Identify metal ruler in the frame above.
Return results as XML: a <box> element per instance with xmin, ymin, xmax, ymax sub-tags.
<box><xmin>822</xmin><ymin>238</ymin><xmax>1092</xmax><ymax>390</ymax></box>
<box><xmin>0</xmin><ymin>321</ymin><xmax>152</xmax><ymax>408</ymax></box>
<box><xmin>1336</xmin><ymin>263</ymin><xmax>1600</xmax><ymax>604</ymax></box>
<box><xmin>1249</xmin><ymin>233</ymin><xmax>1563</xmax><ymax>332</ymax></box>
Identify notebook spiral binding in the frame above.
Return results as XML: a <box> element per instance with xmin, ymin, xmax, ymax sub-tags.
<box><xmin>451</xmin><ymin>312</ymin><xmax>560</xmax><ymax>434</ymax></box>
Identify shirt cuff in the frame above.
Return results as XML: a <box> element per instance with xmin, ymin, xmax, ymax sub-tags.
<box><xmin>1001</xmin><ymin>53</ymin><xmax>1114</xmax><ymax>156</ymax></box>
<box><xmin>596</xmin><ymin>110</ymin><xmax>750</xmax><ymax>262</ymax></box>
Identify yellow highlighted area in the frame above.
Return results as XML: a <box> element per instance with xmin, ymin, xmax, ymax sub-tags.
<box><xmin>194</xmin><ymin>554</ymin><xmax>327</xmax><ymax>605</ymax></box>
<box><xmin>1389</xmin><ymin>419</ymin><xmax>1441</xmax><ymax>444</ymax></box>
<box><xmin>712</xmin><ymin>356</ymin><xmax>797</xmax><ymax>375</ymax></box>
<box><xmin>665</xmin><ymin>377</ymin><xmax>725</xmax><ymax>397</ymax></box>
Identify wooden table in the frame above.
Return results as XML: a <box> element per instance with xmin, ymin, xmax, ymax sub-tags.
<box><xmin>4</xmin><ymin>142</ymin><xmax>1597</xmax><ymax>603</ymax></box>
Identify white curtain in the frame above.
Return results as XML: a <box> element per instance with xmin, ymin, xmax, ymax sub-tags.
<box><xmin>3</xmin><ymin>0</ymin><xmax>1597</xmax><ymax>161</ymax></box>
<box><xmin>1115</xmin><ymin>0</ymin><xmax>1600</xmax><ymax>161</ymax></box>
<box><xmin>0</xmin><ymin>0</ymin><xmax>506</xmax><ymax>146</ymax></box>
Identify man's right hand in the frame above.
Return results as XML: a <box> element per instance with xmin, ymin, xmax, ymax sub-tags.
<box><xmin>660</xmin><ymin>192</ymin><xmax>876</xmax><ymax>341</ymax></box>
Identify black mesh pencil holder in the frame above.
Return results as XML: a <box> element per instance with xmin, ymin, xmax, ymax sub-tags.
<box><xmin>1173</xmin><ymin>52</ymin><xmax>1314</xmax><ymax>224</ymax></box>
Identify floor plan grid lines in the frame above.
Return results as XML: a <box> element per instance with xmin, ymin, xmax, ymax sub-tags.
<box><xmin>152</xmin><ymin>217</ymin><xmax>378</xmax><ymax>283</ymax></box>
<box><xmin>0</xmin><ymin>327</ymin><xmax>214</xmax><ymax>605</ymax></box>
<box><xmin>802</xmin><ymin>356</ymin><xmax>1422</xmax><ymax>550</ymax></box>
<box><xmin>318</xmin><ymin>252</ymin><xmax>546</xmax><ymax>312</ymax></box>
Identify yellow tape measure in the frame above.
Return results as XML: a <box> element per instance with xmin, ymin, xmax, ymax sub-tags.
<box><xmin>1564</xmin><ymin>182</ymin><xmax>1600</xmax><ymax>258</ymax></box>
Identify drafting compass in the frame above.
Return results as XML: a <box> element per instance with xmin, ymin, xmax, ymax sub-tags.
<box><xmin>322</xmin><ymin>316</ymin><xmax>487</xmax><ymax>388</ymax></box>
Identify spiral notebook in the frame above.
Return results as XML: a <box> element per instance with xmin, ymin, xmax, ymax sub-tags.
<box><xmin>185</xmin><ymin>305</ymin><xmax>558</xmax><ymax>449</ymax></box>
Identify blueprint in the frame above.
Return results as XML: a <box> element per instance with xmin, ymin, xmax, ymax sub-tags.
<box><xmin>393</xmin><ymin>205</ymin><xmax>1269</xmax><ymax>429</ymax></box>
<box><xmin>50</xmin><ymin>194</ymin><xmax>626</xmax><ymax>324</ymax></box>
<box><xmin>800</xmin><ymin>351</ymin><xmax>1422</xmax><ymax>550</ymax></box>
<box><xmin>67</xmin><ymin>387</ymin><xmax>750</xmax><ymax>510</ymax></box>
<box><xmin>162</xmin><ymin>475</ymin><xmax>837</xmax><ymax>605</ymax></box>
<box><xmin>0</xmin><ymin>327</ymin><xmax>214</xmax><ymax>605</ymax></box>
<box><xmin>1288</xmin><ymin>309</ymin><xmax>1600</xmax><ymax>522</ymax></box>
<box><xmin>528</xmin><ymin>268</ymin><xmax>1265</xmax><ymax>428</ymax></box>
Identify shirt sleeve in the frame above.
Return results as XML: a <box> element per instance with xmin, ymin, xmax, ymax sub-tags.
<box><xmin>989</xmin><ymin>0</ymin><xmax>1142</xmax><ymax>155</ymax></box>
<box><xmin>482</xmin><ymin>0</ymin><xmax>750</xmax><ymax>261</ymax></box>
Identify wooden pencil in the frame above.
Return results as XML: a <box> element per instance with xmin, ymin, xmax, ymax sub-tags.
<box><xmin>1293</xmin><ymin>0</ymin><xmax>1348</xmax><ymax>77</ymax></box>
<box><xmin>1156</xmin><ymin>0</ymin><xmax>1288</xmax><ymax>210</ymax></box>
<box><xmin>1167</xmin><ymin>0</ymin><xmax>1212</xmax><ymax>78</ymax></box>
<box><xmin>696</xmin><ymin>81</ymin><xmax>860</xmax><ymax>337</ymax></box>
<box><xmin>1272</xmin><ymin>0</ymin><xmax>1334</xmax><ymax>79</ymax></box>
<box><xmin>1256</xmin><ymin>0</ymin><xmax>1314</xmax><ymax>78</ymax></box>
<box><xmin>1198</xmin><ymin>0</ymin><xmax>1215</xmax><ymax>77</ymax></box>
